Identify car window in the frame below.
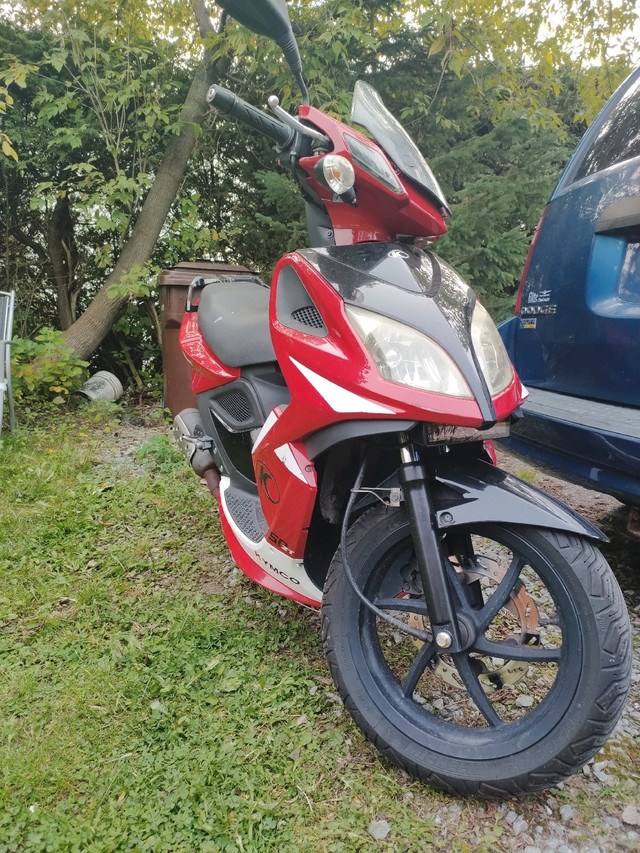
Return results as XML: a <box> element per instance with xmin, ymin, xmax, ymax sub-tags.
<box><xmin>573</xmin><ymin>74</ymin><xmax>640</xmax><ymax>180</ymax></box>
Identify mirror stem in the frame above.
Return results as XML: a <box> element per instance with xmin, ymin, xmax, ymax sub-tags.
<box><xmin>296</xmin><ymin>72</ymin><xmax>309</xmax><ymax>105</ymax></box>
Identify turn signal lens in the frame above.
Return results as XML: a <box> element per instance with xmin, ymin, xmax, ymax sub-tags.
<box><xmin>314</xmin><ymin>155</ymin><xmax>356</xmax><ymax>194</ymax></box>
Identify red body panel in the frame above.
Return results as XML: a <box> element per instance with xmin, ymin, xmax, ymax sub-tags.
<box><xmin>219</xmin><ymin>502</ymin><xmax>320</xmax><ymax>607</ymax></box>
<box><xmin>252</xmin><ymin>408</ymin><xmax>318</xmax><ymax>559</ymax></box>
<box><xmin>271</xmin><ymin>252</ymin><xmax>523</xmax><ymax>428</ymax></box>
<box><xmin>297</xmin><ymin>105</ymin><xmax>448</xmax><ymax>244</ymax></box>
<box><xmin>178</xmin><ymin>247</ymin><xmax>524</xmax><ymax>567</ymax></box>
<box><xmin>179</xmin><ymin>311</ymin><xmax>240</xmax><ymax>393</ymax></box>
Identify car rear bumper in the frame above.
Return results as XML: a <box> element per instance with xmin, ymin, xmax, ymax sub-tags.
<box><xmin>500</xmin><ymin>387</ymin><xmax>640</xmax><ymax>506</ymax></box>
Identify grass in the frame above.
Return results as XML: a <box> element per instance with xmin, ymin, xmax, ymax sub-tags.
<box><xmin>0</xmin><ymin>406</ymin><xmax>638</xmax><ymax>852</ymax></box>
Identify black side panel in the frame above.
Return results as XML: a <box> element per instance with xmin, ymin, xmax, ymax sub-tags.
<box><xmin>205</xmin><ymin>366</ymin><xmax>289</xmax><ymax>433</ymax></box>
<box><xmin>275</xmin><ymin>264</ymin><xmax>328</xmax><ymax>336</ymax></box>
<box><xmin>197</xmin><ymin>365</ymin><xmax>290</xmax><ymax>487</ymax></box>
<box><xmin>305</xmin><ymin>418</ymin><xmax>416</xmax><ymax>459</ymax></box>
<box><xmin>305</xmin><ymin>201</ymin><xmax>335</xmax><ymax>248</ymax></box>
<box><xmin>198</xmin><ymin>395</ymin><xmax>256</xmax><ymax>487</ymax></box>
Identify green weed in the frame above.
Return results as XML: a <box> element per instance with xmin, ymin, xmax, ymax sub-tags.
<box><xmin>515</xmin><ymin>467</ymin><xmax>537</xmax><ymax>483</ymax></box>
<box><xmin>136</xmin><ymin>433</ymin><xmax>185</xmax><ymax>474</ymax></box>
<box><xmin>11</xmin><ymin>329</ymin><xmax>89</xmax><ymax>402</ymax></box>
<box><xmin>0</xmin><ymin>409</ymin><xmax>636</xmax><ymax>852</ymax></box>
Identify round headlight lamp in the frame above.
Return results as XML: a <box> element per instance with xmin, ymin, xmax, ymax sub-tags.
<box><xmin>314</xmin><ymin>155</ymin><xmax>356</xmax><ymax>195</ymax></box>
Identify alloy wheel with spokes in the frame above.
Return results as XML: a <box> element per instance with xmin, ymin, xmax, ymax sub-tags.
<box><xmin>322</xmin><ymin>505</ymin><xmax>631</xmax><ymax>796</ymax></box>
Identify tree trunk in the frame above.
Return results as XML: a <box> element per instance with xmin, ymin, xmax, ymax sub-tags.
<box><xmin>62</xmin><ymin>1</ymin><xmax>220</xmax><ymax>360</ymax></box>
<box><xmin>6</xmin><ymin>195</ymin><xmax>79</xmax><ymax>331</ymax></box>
<box><xmin>47</xmin><ymin>195</ymin><xmax>78</xmax><ymax>330</ymax></box>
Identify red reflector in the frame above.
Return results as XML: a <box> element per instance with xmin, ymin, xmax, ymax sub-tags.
<box><xmin>515</xmin><ymin>205</ymin><xmax>548</xmax><ymax>315</ymax></box>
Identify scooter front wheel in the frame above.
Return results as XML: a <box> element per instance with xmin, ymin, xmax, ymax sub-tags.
<box><xmin>321</xmin><ymin>506</ymin><xmax>631</xmax><ymax>797</ymax></box>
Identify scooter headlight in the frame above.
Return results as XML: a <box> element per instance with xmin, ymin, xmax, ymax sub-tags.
<box><xmin>470</xmin><ymin>300</ymin><xmax>514</xmax><ymax>396</ymax></box>
<box><xmin>346</xmin><ymin>305</ymin><xmax>473</xmax><ymax>398</ymax></box>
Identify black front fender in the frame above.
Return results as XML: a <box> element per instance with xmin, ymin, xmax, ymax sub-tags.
<box><xmin>433</xmin><ymin>457</ymin><xmax>607</xmax><ymax>542</ymax></box>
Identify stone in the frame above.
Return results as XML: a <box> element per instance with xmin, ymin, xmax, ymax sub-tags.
<box><xmin>368</xmin><ymin>820</ymin><xmax>391</xmax><ymax>841</ymax></box>
<box><xmin>559</xmin><ymin>804</ymin><xmax>575</xmax><ymax>822</ymax></box>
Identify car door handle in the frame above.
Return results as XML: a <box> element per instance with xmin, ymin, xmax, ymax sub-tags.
<box><xmin>595</xmin><ymin>195</ymin><xmax>640</xmax><ymax>236</ymax></box>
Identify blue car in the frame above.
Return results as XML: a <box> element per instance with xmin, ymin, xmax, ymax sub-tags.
<box><xmin>499</xmin><ymin>67</ymin><xmax>640</xmax><ymax>521</ymax></box>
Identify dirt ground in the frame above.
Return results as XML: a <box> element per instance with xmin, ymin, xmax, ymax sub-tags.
<box><xmin>495</xmin><ymin>446</ymin><xmax>640</xmax><ymax>613</ymax></box>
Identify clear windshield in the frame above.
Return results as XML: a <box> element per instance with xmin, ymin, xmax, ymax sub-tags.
<box><xmin>350</xmin><ymin>80</ymin><xmax>450</xmax><ymax>215</ymax></box>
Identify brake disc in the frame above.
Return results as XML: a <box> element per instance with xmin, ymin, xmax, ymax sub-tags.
<box><xmin>408</xmin><ymin>554</ymin><xmax>541</xmax><ymax>693</ymax></box>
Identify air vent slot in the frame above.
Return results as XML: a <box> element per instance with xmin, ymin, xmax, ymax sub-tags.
<box><xmin>291</xmin><ymin>305</ymin><xmax>325</xmax><ymax>329</ymax></box>
<box><xmin>276</xmin><ymin>264</ymin><xmax>328</xmax><ymax>337</ymax></box>
<box><xmin>206</xmin><ymin>369</ymin><xmax>290</xmax><ymax>434</ymax></box>
<box><xmin>218</xmin><ymin>390</ymin><xmax>252</xmax><ymax>424</ymax></box>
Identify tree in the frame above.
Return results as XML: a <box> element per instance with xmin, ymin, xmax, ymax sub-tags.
<box><xmin>1</xmin><ymin>0</ymin><xmax>638</xmax><ymax>370</ymax></box>
<box><xmin>1</xmin><ymin>0</ymin><xmax>229</xmax><ymax>362</ymax></box>
<box><xmin>61</xmin><ymin>15</ymin><xmax>224</xmax><ymax>360</ymax></box>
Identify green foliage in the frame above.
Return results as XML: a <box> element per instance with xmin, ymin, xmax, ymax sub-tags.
<box><xmin>136</xmin><ymin>433</ymin><xmax>185</xmax><ymax>473</ymax></box>
<box><xmin>516</xmin><ymin>466</ymin><xmax>538</xmax><ymax>483</ymax></box>
<box><xmin>11</xmin><ymin>329</ymin><xmax>89</xmax><ymax>402</ymax></box>
<box><xmin>0</xmin><ymin>0</ymin><xmax>638</xmax><ymax>355</ymax></box>
<box><xmin>432</xmin><ymin>108</ymin><xmax>578</xmax><ymax>318</ymax></box>
<box><xmin>0</xmin><ymin>58</ymin><xmax>35</xmax><ymax>161</ymax></box>
<box><xmin>422</xmin><ymin>0</ymin><xmax>636</xmax><ymax>127</ymax></box>
<box><xmin>106</xmin><ymin>262</ymin><xmax>157</xmax><ymax>301</ymax></box>
<box><xmin>0</xmin><ymin>16</ymin><xmax>192</xmax><ymax>355</ymax></box>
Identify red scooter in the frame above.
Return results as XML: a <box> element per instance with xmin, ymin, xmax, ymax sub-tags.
<box><xmin>171</xmin><ymin>0</ymin><xmax>630</xmax><ymax>796</ymax></box>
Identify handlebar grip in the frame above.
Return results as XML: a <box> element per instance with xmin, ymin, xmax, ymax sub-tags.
<box><xmin>206</xmin><ymin>85</ymin><xmax>295</xmax><ymax>148</ymax></box>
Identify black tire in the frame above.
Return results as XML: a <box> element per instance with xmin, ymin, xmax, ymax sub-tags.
<box><xmin>321</xmin><ymin>505</ymin><xmax>631</xmax><ymax>797</ymax></box>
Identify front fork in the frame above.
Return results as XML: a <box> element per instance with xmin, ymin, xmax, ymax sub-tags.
<box><xmin>398</xmin><ymin>439</ymin><xmax>464</xmax><ymax>653</ymax></box>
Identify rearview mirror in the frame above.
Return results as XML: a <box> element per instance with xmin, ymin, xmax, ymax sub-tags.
<box><xmin>216</xmin><ymin>0</ymin><xmax>292</xmax><ymax>43</ymax></box>
<box><xmin>216</xmin><ymin>0</ymin><xmax>308</xmax><ymax>103</ymax></box>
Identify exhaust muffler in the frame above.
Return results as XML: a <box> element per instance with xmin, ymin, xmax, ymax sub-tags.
<box><xmin>172</xmin><ymin>408</ymin><xmax>220</xmax><ymax>497</ymax></box>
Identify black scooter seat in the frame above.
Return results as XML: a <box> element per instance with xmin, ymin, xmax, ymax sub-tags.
<box><xmin>198</xmin><ymin>278</ymin><xmax>275</xmax><ymax>367</ymax></box>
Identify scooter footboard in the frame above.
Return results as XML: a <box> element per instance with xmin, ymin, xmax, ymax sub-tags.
<box><xmin>432</xmin><ymin>457</ymin><xmax>607</xmax><ymax>542</ymax></box>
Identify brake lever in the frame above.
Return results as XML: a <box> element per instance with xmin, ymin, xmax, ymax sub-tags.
<box><xmin>267</xmin><ymin>96</ymin><xmax>330</xmax><ymax>149</ymax></box>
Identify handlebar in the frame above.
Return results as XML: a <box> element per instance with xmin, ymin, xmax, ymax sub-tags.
<box><xmin>206</xmin><ymin>85</ymin><xmax>295</xmax><ymax>149</ymax></box>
